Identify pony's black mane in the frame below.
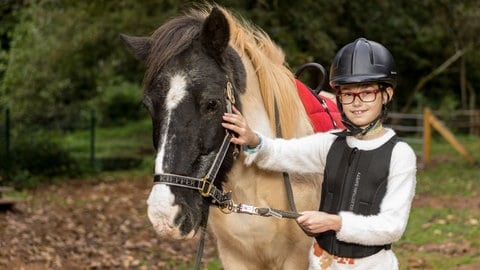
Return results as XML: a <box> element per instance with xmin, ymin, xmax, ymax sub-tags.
<box><xmin>144</xmin><ymin>13</ymin><xmax>204</xmax><ymax>88</ymax></box>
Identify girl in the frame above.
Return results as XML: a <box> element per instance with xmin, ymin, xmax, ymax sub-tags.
<box><xmin>222</xmin><ymin>38</ymin><xmax>416</xmax><ymax>270</ymax></box>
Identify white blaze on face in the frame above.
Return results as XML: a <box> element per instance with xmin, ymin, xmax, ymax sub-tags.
<box><xmin>147</xmin><ymin>74</ymin><xmax>188</xmax><ymax>238</ymax></box>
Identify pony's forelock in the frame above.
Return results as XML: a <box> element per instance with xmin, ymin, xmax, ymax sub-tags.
<box><xmin>143</xmin><ymin>10</ymin><xmax>204</xmax><ymax>91</ymax></box>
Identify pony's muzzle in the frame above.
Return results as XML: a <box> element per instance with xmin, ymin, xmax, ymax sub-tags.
<box><xmin>146</xmin><ymin>184</ymin><xmax>196</xmax><ymax>239</ymax></box>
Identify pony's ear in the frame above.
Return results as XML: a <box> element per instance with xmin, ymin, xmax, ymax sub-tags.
<box><xmin>201</xmin><ymin>7</ymin><xmax>230</xmax><ymax>59</ymax></box>
<box><xmin>120</xmin><ymin>34</ymin><xmax>151</xmax><ymax>62</ymax></box>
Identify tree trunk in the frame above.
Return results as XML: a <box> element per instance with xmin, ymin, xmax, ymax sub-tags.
<box><xmin>460</xmin><ymin>56</ymin><xmax>467</xmax><ymax>109</ymax></box>
<box><xmin>400</xmin><ymin>47</ymin><xmax>470</xmax><ymax>114</ymax></box>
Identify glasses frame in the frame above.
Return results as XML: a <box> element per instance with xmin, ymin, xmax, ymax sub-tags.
<box><xmin>337</xmin><ymin>89</ymin><xmax>381</xmax><ymax>105</ymax></box>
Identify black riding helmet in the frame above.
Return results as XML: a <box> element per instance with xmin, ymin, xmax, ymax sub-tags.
<box><xmin>329</xmin><ymin>38</ymin><xmax>397</xmax><ymax>136</ymax></box>
<box><xmin>330</xmin><ymin>37</ymin><xmax>397</xmax><ymax>89</ymax></box>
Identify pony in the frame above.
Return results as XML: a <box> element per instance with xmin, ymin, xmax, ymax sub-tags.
<box><xmin>121</xmin><ymin>4</ymin><xmax>325</xmax><ymax>269</ymax></box>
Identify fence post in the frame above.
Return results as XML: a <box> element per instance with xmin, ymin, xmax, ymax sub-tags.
<box><xmin>4</xmin><ymin>108</ymin><xmax>11</xmax><ymax>181</ymax></box>
<box><xmin>430</xmin><ymin>112</ymin><xmax>477</xmax><ymax>165</ymax></box>
<box><xmin>423</xmin><ymin>108</ymin><xmax>432</xmax><ymax>167</ymax></box>
<box><xmin>90</xmin><ymin>110</ymin><xmax>95</xmax><ymax>170</ymax></box>
<box><xmin>472</xmin><ymin>110</ymin><xmax>480</xmax><ymax>135</ymax></box>
<box><xmin>424</xmin><ymin>107</ymin><xmax>477</xmax><ymax>165</ymax></box>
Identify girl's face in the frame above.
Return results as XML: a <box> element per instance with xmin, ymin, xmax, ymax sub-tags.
<box><xmin>338</xmin><ymin>83</ymin><xmax>393</xmax><ymax>128</ymax></box>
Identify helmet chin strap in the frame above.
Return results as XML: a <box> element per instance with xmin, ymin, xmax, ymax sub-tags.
<box><xmin>340</xmin><ymin>113</ymin><xmax>383</xmax><ymax>136</ymax></box>
<box><xmin>339</xmin><ymin>101</ymin><xmax>389</xmax><ymax>137</ymax></box>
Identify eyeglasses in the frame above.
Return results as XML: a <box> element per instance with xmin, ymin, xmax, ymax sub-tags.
<box><xmin>337</xmin><ymin>89</ymin><xmax>380</xmax><ymax>105</ymax></box>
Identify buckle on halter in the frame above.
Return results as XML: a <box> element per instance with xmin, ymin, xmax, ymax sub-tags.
<box><xmin>199</xmin><ymin>177</ymin><xmax>213</xmax><ymax>197</ymax></box>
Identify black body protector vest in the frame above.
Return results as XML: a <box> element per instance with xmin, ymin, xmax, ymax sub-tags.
<box><xmin>315</xmin><ymin>135</ymin><xmax>400</xmax><ymax>258</ymax></box>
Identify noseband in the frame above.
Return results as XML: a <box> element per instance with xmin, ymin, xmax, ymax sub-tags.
<box><xmin>153</xmin><ymin>77</ymin><xmax>237</xmax><ymax>207</ymax></box>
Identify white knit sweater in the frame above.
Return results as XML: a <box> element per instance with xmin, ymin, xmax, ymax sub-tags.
<box><xmin>244</xmin><ymin>128</ymin><xmax>417</xmax><ymax>270</ymax></box>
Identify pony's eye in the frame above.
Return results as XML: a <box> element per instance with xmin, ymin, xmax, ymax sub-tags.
<box><xmin>206</xmin><ymin>99</ymin><xmax>219</xmax><ymax>111</ymax></box>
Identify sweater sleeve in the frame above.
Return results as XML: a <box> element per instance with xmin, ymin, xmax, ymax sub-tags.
<box><xmin>336</xmin><ymin>142</ymin><xmax>417</xmax><ymax>246</ymax></box>
<box><xmin>243</xmin><ymin>132</ymin><xmax>336</xmax><ymax>174</ymax></box>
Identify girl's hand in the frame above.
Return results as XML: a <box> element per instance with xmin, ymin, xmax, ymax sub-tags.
<box><xmin>296</xmin><ymin>211</ymin><xmax>342</xmax><ymax>234</ymax></box>
<box><xmin>222</xmin><ymin>106</ymin><xmax>259</xmax><ymax>147</ymax></box>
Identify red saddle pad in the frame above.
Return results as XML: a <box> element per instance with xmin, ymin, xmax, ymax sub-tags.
<box><xmin>295</xmin><ymin>79</ymin><xmax>344</xmax><ymax>132</ymax></box>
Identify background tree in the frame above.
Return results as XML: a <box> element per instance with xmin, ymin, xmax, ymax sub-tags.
<box><xmin>1</xmin><ymin>0</ymin><xmax>183</xmax><ymax>127</ymax></box>
<box><xmin>0</xmin><ymin>0</ymin><xmax>24</xmax><ymax>107</ymax></box>
<box><xmin>0</xmin><ymin>0</ymin><xmax>478</xmax><ymax>128</ymax></box>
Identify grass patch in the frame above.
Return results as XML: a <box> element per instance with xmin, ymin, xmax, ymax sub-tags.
<box><xmin>156</xmin><ymin>259</ymin><xmax>221</xmax><ymax>270</ymax></box>
<box><xmin>418</xmin><ymin>135</ymin><xmax>480</xmax><ymax>197</ymax></box>
<box><xmin>396</xmin><ymin>134</ymin><xmax>480</xmax><ymax>269</ymax></box>
<box><xmin>63</xmin><ymin>116</ymin><xmax>153</xmax><ymax>159</ymax></box>
<box><xmin>402</xmin><ymin>207</ymin><xmax>480</xmax><ymax>246</ymax></box>
<box><xmin>417</xmin><ymin>163</ymin><xmax>480</xmax><ymax>197</ymax></box>
<box><xmin>61</xmin><ymin>116</ymin><xmax>155</xmax><ymax>172</ymax></box>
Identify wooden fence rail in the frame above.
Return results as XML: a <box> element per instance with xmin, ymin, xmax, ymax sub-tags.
<box><xmin>387</xmin><ymin>108</ymin><xmax>478</xmax><ymax>168</ymax></box>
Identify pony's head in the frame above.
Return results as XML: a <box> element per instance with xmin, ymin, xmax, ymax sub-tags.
<box><xmin>121</xmin><ymin>3</ymin><xmax>314</xmax><ymax>240</ymax></box>
<box><xmin>121</xmin><ymin>7</ymin><xmax>246</xmax><ymax>239</ymax></box>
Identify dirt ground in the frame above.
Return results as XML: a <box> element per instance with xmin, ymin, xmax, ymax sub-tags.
<box><xmin>0</xmin><ymin>176</ymin><xmax>217</xmax><ymax>270</ymax></box>
<box><xmin>0</xmin><ymin>175</ymin><xmax>479</xmax><ymax>269</ymax></box>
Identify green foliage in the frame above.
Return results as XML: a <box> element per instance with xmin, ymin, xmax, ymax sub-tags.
<box><xmin>0</xmin><ymin>0</ymin><xmax>479</xmax><ymax>127</ymax></box>
<box><xmin>0</xmin><ymin>128</ymin><xmax>81</xmax><ymax>188</ymax></box>
<box><xmin>62</xmin><ymin>115</ymin><xmax>153</xmax><ymax>172</ymax></box>
<box><xmin>0</xmin><ymin>1</ymin><xmax>23</xmax><ymax>97</ymax></box>
<box><xmin>0</xmin><ymin>0</ymin><xmax>177</xmax><ymax>127</ymax></box>
<box><xmin>94</xmin><ymin>81</ymin><xmax>144</xmax><ymax>126</ymax></box>
<box><xmin>0</xmin><ymin>114</ymin><xmax>152</xmax><ymax>188</ymax></box>
<box><xmin>63</xmin><ymin>115</ymin><xmax>152</xmax><ymax>158</ymax></box>
<box><xmin>217</xmin><ymin>0</ymin><xmax>343</xmax><ymax>69</ymax></box>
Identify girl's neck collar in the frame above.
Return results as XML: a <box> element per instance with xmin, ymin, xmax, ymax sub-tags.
<box><xmin>355</xmin><ymin>122</ymin><xmax>386</xmax><ymax>140</ymax></box>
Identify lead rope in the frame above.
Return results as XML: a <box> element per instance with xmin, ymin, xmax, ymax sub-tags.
<box><xmin>275</xmin><ymin>100</ymin><xmax>319</xmax><ymax>237</ymax></box>
<box><xmin>273</xmin><ymin>101</ymin><xmax>298</xmax><ymax>214</ymax></box>
<box><xmin>194</xmin><ymin>230</ymin><xmax>205</xmax><ymax>270</ymax></box>
<box><xmin>194</xmin><ymin>207</ymin><xmax>209</xmax><ymax>270</ymax></box>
